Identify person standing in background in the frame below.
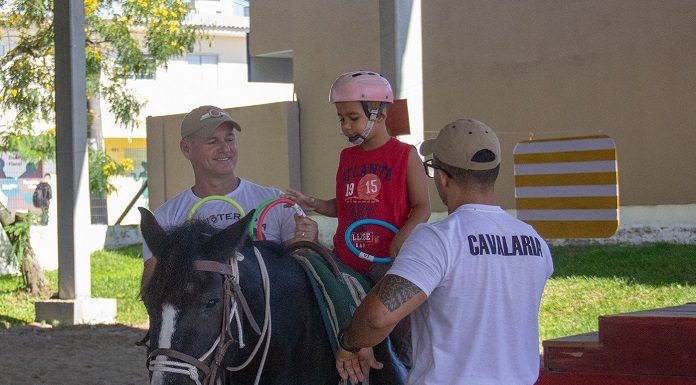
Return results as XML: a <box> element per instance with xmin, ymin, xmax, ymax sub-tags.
<box><xmin>33</xmin><ymin>173</ymin><xmax>52</xmax><ymax>225</ymax></box>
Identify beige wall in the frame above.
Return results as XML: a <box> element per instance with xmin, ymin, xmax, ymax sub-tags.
<box><xmin>250</xmin><ymin>0</ymin><xmax>696</xmax><ymax>212</ymax></box>
<box><xmin>422</xmin><ymin>1</ymin><xmax>696</xmax><ymax>208</ymax></box>
<box><xmin>250</xmin><ymin>0</ymin><xmax>384</xmax><ymax>201</ymax></box>
<box><xmin>146</xmin><ymin>102</ymin><xmax>300</xmax><ymax>210</ymax></box>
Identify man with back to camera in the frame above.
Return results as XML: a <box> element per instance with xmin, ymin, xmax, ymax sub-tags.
<box><xmin>334</xmin><ymin>118</ymin><xmax>554</xmax><ymax>385</ymax></box>
<box><xmin>141</xmin><ymin>105</ymin><xmax>318</xmax><ymax>287</ymax></box>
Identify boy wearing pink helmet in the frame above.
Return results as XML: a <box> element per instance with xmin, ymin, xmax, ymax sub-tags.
<box><xmin>286</xmin><ymin>70</ymin><xmax>430</xmax><ymax>279</ymax></box>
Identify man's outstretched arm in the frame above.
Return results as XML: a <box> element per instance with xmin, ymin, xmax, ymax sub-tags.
<box><xmin>335</xmin><ymin>274</ymin><xmax>426</xmax><ymax>383</ymax></box>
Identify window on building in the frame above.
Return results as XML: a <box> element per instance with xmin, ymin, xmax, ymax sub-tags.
<box><xmin>187</xmin><ymin>54</ymin><xmax>218</xmax><ymax>65</ymax></box>
<box><xmin>234</xmin><ymin>0</ymin><xmax>250</xmax><ymax>16</ymax></box>
<box><xmin>186</xmin><ymin>53</ymin><xmax>219</xmax><ymax>83</ymax></box>
<box><xmin>0</xmin><ymin>39</ymin><xmax>15</xmax><ymax>56</ymax></box>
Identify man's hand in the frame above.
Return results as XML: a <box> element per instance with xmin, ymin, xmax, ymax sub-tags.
<box><xmin>293</xmin><ymin>215</ymin><xmax>319</xmax><ymax>243</ymax></box>
<box><xmin>335</xmin><ymin>347</ymin><xmax>383</xmax><ymax>383</ymax></box>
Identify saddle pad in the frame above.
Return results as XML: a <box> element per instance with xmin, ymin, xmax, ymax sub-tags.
<box><xmin>293</xmin><ymin>249</ymin><xmax>372</xmax><ymax>355</ymax></box>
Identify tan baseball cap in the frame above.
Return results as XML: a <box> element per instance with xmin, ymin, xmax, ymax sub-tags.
<box><xmin>420</xmin><ymin>118</ymin><xmax>501</xmax><ymax>170</ymax></box>
<box><xmin>180</xmin><ymin>105</ymin><xmax>241</xmax><ymax>138</ymax></box>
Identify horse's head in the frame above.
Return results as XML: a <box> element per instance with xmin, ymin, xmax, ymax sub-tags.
<box><xmin>139</xmin><ymin>207</ymin><xmax>254</xmax><ymax>385</ymax></box>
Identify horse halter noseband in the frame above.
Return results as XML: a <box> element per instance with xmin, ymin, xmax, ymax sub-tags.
<box><xmin>146</xmin><ymin>256</ymin><xmax>264</xmax><ymax>385</ymax></box>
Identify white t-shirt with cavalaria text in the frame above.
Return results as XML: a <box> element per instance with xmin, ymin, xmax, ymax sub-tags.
<box><xmin>142</xmin><ymin>178</ymin><xmax>295</xmax><ymax>261</ymax></box>
<box><xmin>388</xmin><ymin>204</ymin><xmax>554</xmax><ymax>385</ymax></box>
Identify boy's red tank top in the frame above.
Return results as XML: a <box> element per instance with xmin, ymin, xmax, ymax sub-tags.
<box><xmin>334</xmin><ymin>137</ymin><xmax>413</xmax><ymax>273</ymax></box>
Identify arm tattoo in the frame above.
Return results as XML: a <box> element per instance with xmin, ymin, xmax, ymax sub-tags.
<box><xmin>377</xmin><ymin>275</ymin><xmax>422</xmax><ymax>312</ymax></box>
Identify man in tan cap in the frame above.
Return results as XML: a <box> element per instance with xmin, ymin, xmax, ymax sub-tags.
<box><xmin>335</xmin><ymin>119</ymin><xmax>554</xmax><ymax>385</ymax></box>
<box><xmin>141</xmin><ymin>105</ymin><xmax>318</xmax><ymax>285</ymax></box>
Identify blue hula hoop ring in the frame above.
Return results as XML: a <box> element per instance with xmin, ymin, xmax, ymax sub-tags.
<box><xmin>344</xmin><ymin>219</ymin><xmax>398</xmax><ymax>263</ymax></box>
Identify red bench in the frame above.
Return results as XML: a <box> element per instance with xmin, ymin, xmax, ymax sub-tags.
<box><xmin>536</xmin><ymin>303</ymin><xmax>696</xmax><ymax>384</ymax></box>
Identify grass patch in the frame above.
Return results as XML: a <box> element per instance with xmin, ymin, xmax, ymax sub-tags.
<box><xmin>540</xmin><ymin>243</ymin><xmax>696</xmax><ymax>341</ymax></box>
<box><xmin>91</xmin><ymin>245</ymin><xmax>147</xmax><ymax>326</ymax></box>
<box><xmin>0</xmin><ymin>244</ymin><xmax>147</xmax><ymax>327</ymax></box>
<box><xmin>0</xmin><ymin>270</ymin><xmax>58</xmax><ymax>327</ymax></box>
<box><xmin>1</xmin><ymin>242</ymin><xmax>695</xmax><ymax>339</ymax></box>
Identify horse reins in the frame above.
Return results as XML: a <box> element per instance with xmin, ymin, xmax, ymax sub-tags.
<box><xmin>146</xmin><ymin>247</ymin><xmax>272</xmax><ymax>385</ymax></box>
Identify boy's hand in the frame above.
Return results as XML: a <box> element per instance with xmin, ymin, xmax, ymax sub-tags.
<box><xmin>283</xmin><ymin>189</ymin><xmax>317</xmax><ymax>213</ymax></box>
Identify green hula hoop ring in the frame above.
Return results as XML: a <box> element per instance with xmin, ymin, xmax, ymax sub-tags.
<box><xmin>248</xmin><ymin>197</ymin><xmax>276</xmax><ymax>239</ymax></box>
<box><xmin>187</xmin><ymin>195</ymin><xmax>245</xmax><ymax>221</ymax></box>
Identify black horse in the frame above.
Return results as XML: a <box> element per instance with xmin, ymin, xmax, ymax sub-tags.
<box><xmin>139</xmin><ymin>208</ymin><xmax>403</xmax><ymax>385</ymax></box>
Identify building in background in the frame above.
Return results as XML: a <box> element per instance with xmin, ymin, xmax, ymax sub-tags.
<box><xmin>245</xmin><ymin>0</ymin><xmax>696</xmax><ymax>243</ymax></box>
<box><xmin>2</xmin><ymin>0</ymin><xmax>293</xmax><ymax>225</ymax></box>
<box><xmin>98</xmin><ymin>0</ymin><xmax>294</xmax><ymax>225</ymax></box>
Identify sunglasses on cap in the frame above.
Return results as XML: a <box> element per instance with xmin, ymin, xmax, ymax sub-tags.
<box><xmin>199</xmin><ymin>109</ymin><xmax>230</xmax><ymax>121</ymax></box>
<box><xmin>423</xmin><ymin>159</ymin><xmax>452</xmax><ymax>178</ymax></box>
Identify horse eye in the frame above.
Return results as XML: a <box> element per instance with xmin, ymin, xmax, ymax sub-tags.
<box><xmin>206</xmin><ymin>298</ymin><xmax>220</xmax><ymax>308</ymax></box>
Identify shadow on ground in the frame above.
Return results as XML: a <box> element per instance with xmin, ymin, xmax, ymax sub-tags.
<box><xmin>0</xmin><ymin>323</ymin><xmax>149</xmax><ymax>385</ymax></box>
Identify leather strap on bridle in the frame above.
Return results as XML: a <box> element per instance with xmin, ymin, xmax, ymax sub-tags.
<box><xmin>194</xmin><ymin>260</ymin><xmax>261</xmax><ymax>334</ymax></box>
<box><xmin>147</xmin><ymin>347</ymin><xmax>212</xmax><ymax>377</ymax></box>
<box><xmin>193</xmin><ymin>260</ymin><xmax>235</xmax><ymax>276</ymax></box>
<box><xmin>145</xmin><ymin>259</ymin><xmax>262</xmax><ymax>385</ymax></box>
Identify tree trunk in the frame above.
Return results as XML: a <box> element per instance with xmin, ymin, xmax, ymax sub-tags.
<box><xmin>0</xmin><ymin>202</ymin><xmax>14</xmax><ymax>227</ymax></box>
<box><xmin>1</xmin><ymin>204</ymin><xmax>50</xmax><ymax>298</ymax></box>
<box><xmin>88</xmin><ymin>93</ymin><xmax>104</xmax><ymax>151</ymax></box>
<box><xmin>20</xmin><ymin>243</ymin><xmax>50</xmax><ymax>298</ymax></box>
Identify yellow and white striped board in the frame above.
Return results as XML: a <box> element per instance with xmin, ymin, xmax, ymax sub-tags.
<box><xmin>513</xmin><ymin>134</ymin><xmax>619</xmax><ymax>238</ymax></box>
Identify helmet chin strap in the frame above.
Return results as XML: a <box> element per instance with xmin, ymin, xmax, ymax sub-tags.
<box><xmin>348</xmin><ymin>108</ymin><xmax>379</xmax><ymax>145</ymax></box>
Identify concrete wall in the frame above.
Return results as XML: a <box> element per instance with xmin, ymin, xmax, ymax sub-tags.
<box><xmin>249</xmin><ymin>0</ymin><xmax>696</xmax><ymax>221</ymax></box>
<box><xmin>421</xmin><ymin>1</ymin><xmax>696</xmax><ymax>209</ymax></box>
<box><xmin>146</xmin><ymin>102</ymin><xmax>300</xmax><ymax>209</ymax></box>
<box><xmin>249</xmin><ymin>0</ymin><xmax>385</xmax><ymax>201</ymax></box>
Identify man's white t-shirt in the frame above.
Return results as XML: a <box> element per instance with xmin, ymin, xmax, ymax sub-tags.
<box><xmin>388</xmin><ymin>204</ymin><xmax>554</xmax><ymax>385</ymax></box>
<box><xmin>142</xmin><ymin>178</ymin><xmax>295</xmax><ymax>261</ymax></box>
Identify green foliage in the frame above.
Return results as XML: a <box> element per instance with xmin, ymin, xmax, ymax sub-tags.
<box><xmin>0</xmin><ymin>244</ymin><xmax>145</xmax><ymax>327</ymax></box>
<box><xmin>0</xmin><ymin>0</ymin><xmax>198</xmax><ymax>131</ymax></box>
<box><xmin>3</xmin><ymin>213</ymin><xmax>38</xmax><ymax>267</ymax></box>
<box><xmin>88</xmin><ymin>147</ymin><xmax>134</xmax><ymax>196</ymax></box>
<box><xmin>0</xmin><ymin>129</ymin><xmax>56</xmax><ymax>164</ymax></box>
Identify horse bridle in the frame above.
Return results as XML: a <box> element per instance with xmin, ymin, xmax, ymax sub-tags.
<box><xmin>146</xmin><ymin>257</ymin><xmax>263</xmax><ymax>385</ymax></box>
<box><xmin>144</xmin><ymin>242</ymin><xmax>333</xmax><ymax>385</ymax></box>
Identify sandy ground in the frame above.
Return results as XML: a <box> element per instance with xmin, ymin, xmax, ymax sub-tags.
<box><xmin>0</xmin><ymin>324</ymin><xmax>151</xmax><ymax>385</ymax></box>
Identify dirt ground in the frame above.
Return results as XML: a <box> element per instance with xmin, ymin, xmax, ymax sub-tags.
<box><xmin>0</xmin><ymin>323</ymin><xmax>150</xmax><ymax>385</ymax></box>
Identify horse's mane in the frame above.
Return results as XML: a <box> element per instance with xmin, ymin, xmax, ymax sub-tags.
<box><xmin>141</xmin><ymin>220</ymin><xmax>219</xmax><ymax>307</ymax></box>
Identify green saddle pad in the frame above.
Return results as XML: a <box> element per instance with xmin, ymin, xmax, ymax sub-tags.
<box><xmin>292</xmin><ymin>249</ymin><xmax>372</xmax><ymax>355</ymax></box>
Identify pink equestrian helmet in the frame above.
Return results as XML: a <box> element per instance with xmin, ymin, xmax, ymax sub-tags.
<box><xmin>329</xmin><ymin>71</ymin><xmax>394</xmax><ymax>104</ymax></box>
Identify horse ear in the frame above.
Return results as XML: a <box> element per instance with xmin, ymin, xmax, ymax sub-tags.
<box><xmin>204</xmin><ymin>209</ymin><xmax>255</xmax><ymax>261</ymax></box>
<box><xmin>139</xmin><ymin>207</ymin><xmax>167</xmax><ymax>256</ymax></box>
